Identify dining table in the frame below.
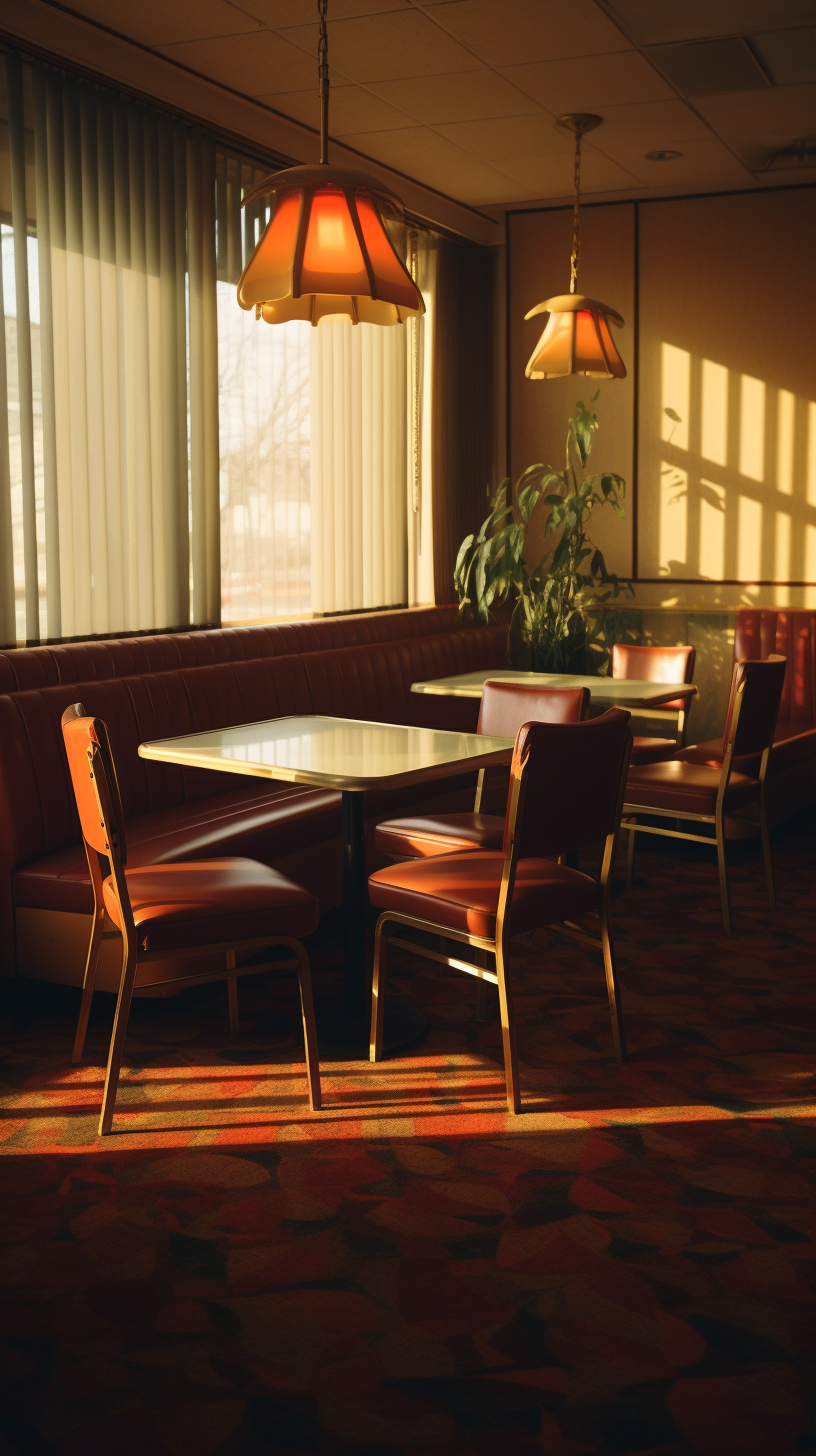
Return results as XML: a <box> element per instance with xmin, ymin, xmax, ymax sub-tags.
<box><xmin>411</xmin><ymin>667</ymin><xmax>698</xmax><ymax>713</ymax></box>
<box><xmin>138</xmin><ymin>714</ymin><xmax>514</xmax><ymax>1057</ymax></box>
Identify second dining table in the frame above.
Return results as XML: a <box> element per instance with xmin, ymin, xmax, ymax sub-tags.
<box><xmin>411</xmin><ymin>667</ymin><xmax>698</xmax><ymax>713</ymax></box>
<box><xmin>139</xmin><ymin>714</ymin><xmax>514</xmax><ymax>1057</ymax></box>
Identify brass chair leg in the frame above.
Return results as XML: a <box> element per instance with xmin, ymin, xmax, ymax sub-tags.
<box><xmin>715</xmin><ymin>807</ymin><xmax>732</xmax><ymax>935</ymax></box>
<box><xmin>72</xmin><ymin>908</ymin><xmax>105</xmax><ymax>1065</ymax></box>
<box><xmin>369</xmin><ymin>917</ymin><xmax>387</xmax><ymax>1062</ymax></box>
<box><xmin>626</xmin><ymin>818</ymin><xmax>636</xmax><ymax>891</ymax></box>
<box><xmin>226</xmin><ymin>952</ymin><xmax>239</xmax><ymax>1039</ymax></box>
<box><xmin>759</xmin><ymin>791</ymin><xmax>776</xmax><ymax>910</ymax></box>
<box><xmin>99</xmin><ymin>937</ymin><xmax>138</xmax><ymax>1137</ymax></box>
<box><xmin>600</xmin><ymin>901</ymin><xmax>627</xmax><ymax>1063</ymax></box>
<box><xmin>293</xmin><ymin>941</ymin><xmax>321</xmax><ymax>1112</ymax></box>
<box><xmin>494</xmin><ymin>938</ymin><xmax>521</xmax><ymax>1114</ymax></box>
<box><xmin>475</xmin><ymin>947</ymin><xmax>490</xmax><ymax>1021</ymax></box>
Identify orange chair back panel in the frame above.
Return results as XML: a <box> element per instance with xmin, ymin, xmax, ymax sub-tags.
<box><xmin>611</xmin><ymin>643</ymin><xmax>695</xmax><ymax>712</ymax></box>
<box><xmin>724</xmin><ymin>658</ymin><xmax>787</xmax><ymax>759</ymax></box>
<box><xmin>477</xmin><ymin>681</ymin><xmax>589</xmax><ymax>738</ymax></box>
<box><xmin>506</xmin><ymin>708</ymin><xmax>631</xmax><ymax>859</ymax></box>
<box><xmin>62</xmin><ymin>715</ymin><xmax>126</xmax><ymax>860</ymax></box>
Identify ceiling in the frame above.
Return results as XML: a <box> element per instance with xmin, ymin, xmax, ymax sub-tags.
<box><xmin>44</xmin><ymin>0</ymin><xmax>816</xmax><ymax>209</ymax></box>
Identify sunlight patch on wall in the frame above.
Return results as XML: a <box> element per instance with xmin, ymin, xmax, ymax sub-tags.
<box><xmin>738</xmin><ymin>496</ymin><xmax>762</xmax><ymax>580</ymax></box>
<box><xmin>701</xmin><ymin>359</ymin><xmax>728</xmax><ymax>467</ymax></box>
<box><xmin>700</xmin><ymin>479</ymin><xmax>725</xmax><ymax>580</ymax></box>
<box><xmin>739</xmin><ymin>374</ymin><xmax>765</xmax><ymax>483</ymax></box>
<box><xmin>777</xmin><ymin>389</ymin><xmax>795</xmax><ymax>496</ymax></box>
<box><xmin>662</xmin><ymin>343</ymin><xmax>689</xmax><ymax>447</ymax></box>
<box><xmin>775</xmin><ymin>511</ymin><xmax>791</xmax><ymax>583</ymax></box>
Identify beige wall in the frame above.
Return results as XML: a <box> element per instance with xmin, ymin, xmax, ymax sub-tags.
<box><xmin>507</xmin><ymin>185</ymin><xmax>816</xmax><ymax>609</ymax></box>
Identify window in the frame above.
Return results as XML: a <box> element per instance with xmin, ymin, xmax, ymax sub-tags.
<box><xmin>0</xmin><ymin>50</ymin><xmax>427</xmax><ymax>645</ymax></box>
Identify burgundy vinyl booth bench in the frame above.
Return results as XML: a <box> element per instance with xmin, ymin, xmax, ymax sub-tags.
<box><xmin>0</xmin><ymin>606</ymin><xmax>507</xmax><ymax>989</ymax></box>
<box><xmin>683</xmin><ymin>608</ymin><xmax>816</xmax><ymax>834</ymax></box>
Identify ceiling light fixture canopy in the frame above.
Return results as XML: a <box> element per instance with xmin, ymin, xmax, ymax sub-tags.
<box><xmin>237</xmin><ymin>0</ymin><xmax>424</xmax><ymax>327</ymax></box>
<box><xmin>525</xmin><ymin>114</ymin><xmax>626</xmax><ymax>380</ymax></box>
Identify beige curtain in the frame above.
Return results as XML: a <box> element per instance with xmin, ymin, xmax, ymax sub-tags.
<box><xmin>310</xmin><ymin>316</ymin><xmax>407</xmax><ymax>615</ymax></box>
<box><xmin>0</xmin><ymin>53</ymin><xmax>220</xmax><ymax>643</ymax></box>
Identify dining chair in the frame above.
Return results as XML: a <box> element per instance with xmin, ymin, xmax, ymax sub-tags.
<box><xmin>375</xmin><ymin>681</ymin><xmax>590</xmax><ymax>861</ymax></box>
<box><xmin>61</xmin><ymin>704</ymin><xmax>322</xmax><ymax>1135</ymax></box>
<box><xmin>611</xmin><ymin>643</ymin><xmax>696</xmax><ymax>763</ymax></box>
<box><xmin>623</xmin><ymin>656</ymin><xmax>786</xmax><ymax>934</ymax></box>
<box><xmin>368</xmin><ymin>709</ymin><xmax>633</xmax><ymax>1113</ymax></box>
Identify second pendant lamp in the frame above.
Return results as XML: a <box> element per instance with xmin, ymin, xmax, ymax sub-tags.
<box><xmin>525</xmin><ymin>115</ymin><xmax>626</xmax><ymax>380</ymax></box>
<box><xmin>237</xmin><ymin>0</ymin><xmax>424</xmax><ymax>327</ymax></box>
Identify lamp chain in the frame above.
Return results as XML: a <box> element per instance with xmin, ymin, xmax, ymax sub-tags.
<box><xmin>569</xmin><ymin>129</ymin><xmax>581</xmax><ymax>294</ymax></box>
<box><xmin>318</xmin><ymin>0</ymin><xmax>329</xmax><ymax>165</ymax></box>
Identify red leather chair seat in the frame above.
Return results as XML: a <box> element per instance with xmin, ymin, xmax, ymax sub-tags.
<box><xmin>375</xmin><ymin>812</ymin><xmax>505</xmax><ymax>859</ymax></box>
<box><xmin>12</xmin><ymin>782</ymin><xmax>342</xmax><ymax>915</ymax></box>
<box><xmin>102</xmin><ymin>858</ymin><xmax>319</xmax><ymax>954</ymax></box>
<box><xmin>626</xmin><ymin>760</ymin><xmax>760</xmax><ymax>815</ymax></box>
<box><xmin>629</xmin><ymin>736</ymin><xmax>679</xmax><ymax>765</ymax></box>
<box><xmin>368</xmin><ymin>851</ymin><xmax>598</xmax><ymax>939</ymax></box>
<box><xmin>678</xmin><ymin>721</ymin><xmax>816</xmax><ymax>776</ymax></box>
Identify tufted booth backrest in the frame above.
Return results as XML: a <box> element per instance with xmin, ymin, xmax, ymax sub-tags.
<box><xmin>0</xmin><ymin>608</ymin><xmax>508</xmax><ymax>969</ymax></box>
<box><xmin>734</xmin><ymin>610</ymin><xmax>816</xmax><ymax>728</ymax></box>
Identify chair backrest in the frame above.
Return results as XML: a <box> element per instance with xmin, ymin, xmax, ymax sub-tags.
<box><xmin>724</xmin><ymin>656</ymin><xmax>787</xmax><ymax>759</ymax></box>
<box><xmin>478</xmin><ymin>681</ymin><xmax>589</xmax><ymax>737</ymax></box>
<box><xmin>611</xmin><ymin>643</ymin><xmax>695</xmax><ymax>712</ymax></box>
<box><xmin>61</xmin><ymin>706</ymin><xmax>127</xmax><ymax>865</ymax></box>
<box><xmin>505</xmin><ymin>708</ymin><xmax>632</xmax><ymax>859</ymax></box>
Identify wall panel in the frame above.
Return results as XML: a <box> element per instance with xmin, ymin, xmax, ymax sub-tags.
<box><xmin>638</xmin><ymin>189</ymin><xmax>816</xmax><ymax>590</ymax></box>
<box><xmin>508</xmin><ymin>203</ymin><xmax>635</xmax><ymax>576</ymax></box>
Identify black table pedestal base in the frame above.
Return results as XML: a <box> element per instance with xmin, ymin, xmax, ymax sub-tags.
<box><xmin>316</xmin><ymin>992</ymin><xmax>427</xmax><ymax>1061</ymax></box>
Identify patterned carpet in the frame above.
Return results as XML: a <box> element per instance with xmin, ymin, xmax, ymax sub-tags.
<box><xmin>2</xmin><ymin>818</ymin><xmax>815</xmax><ymax>1456</ymax></box>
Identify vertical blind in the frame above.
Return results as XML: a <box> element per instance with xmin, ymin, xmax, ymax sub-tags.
<box><xmin>0</xmin><ymin>49</ymin><xmax>448</xmax><ymax>646</ymax></box>
<box><xmin>0</xmin><ymin>53</ymin><xmax>219</xmax><ymax>644</ymax></box>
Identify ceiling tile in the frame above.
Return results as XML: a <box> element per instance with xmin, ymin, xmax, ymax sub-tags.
<box><xmin>606</xmin><ymin>137</ymin><xmax>751</xmax><ymax>188</ymax></box>
<box><xmin>606</xmin><ymin>1</ymin><xmax>816</xmax><ymax>46</ymax></box>
<box><xmin>336</xmin><ymin>124</ymin><xmax>519</xmax><ymax>201</ymax></box>
<box><xmin>494</xmin><ymin>147</ymin><xmax>640</xmax><ymax>195</ymax></box>
<box><xmin>159</xmin><ymin>29</ymin><xmax>318</xmax><ymax>91</ymax></box>
<box><xmin>648</xmin><ymin>38</ymin><xmax>770</xmax><ymax>96</ymax></box>
<box><xmin>750</xmin><ymin>26</ymin><xmax>816</xmax><ymax>86</ymax></box>
<box><xmin>278</xmin><ymin>10</ymin><xmax>478</xmax><ymax>82</ymax></box>
<box><xmin>433</xmin><ymin>113</ymin><xmax>573</xmax><ymax>162</ymax></box>
<box><xmin>425</xmin><ymin>0</ymin><xmax>632</xmax><ymax>66</ymax></box>
<box><xmin>500</xmin><ymin>50</ymin><xmax>674</xmax><ymax>114</ymax></box>
<box><xmin>256</xmin><ymin>83</ymin><xmax>416</xmax><ymax>131</ymax></box>
<box><xmin>731</xmin><ymin>134</ymin><xmax>816</xmax><ymax>173</ymax></box>
<box><xmin>68</xmin><ymin>0</ymin><xmax>263</xmax><ymax>46</ymax></box>
<box><xmin>695</xmin><ymin>81</ymin><xmax>816</xmax><ymax>135</ymax></box>
<box><xmin>594</xmin><ymin>98</ymin><xmax>713</xmax><ymax>146</ymax></box>
<box><xmin>366</xmin><ymin>69</ymin><xmax>541</xmax><ymax>124</ymax></box>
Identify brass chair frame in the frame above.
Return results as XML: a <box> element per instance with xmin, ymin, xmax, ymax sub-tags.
<box><xmin>369</xmin><ymin>726</ymin><xmax>632</xmax><ymax>1113</ymax></box>
<box><xmin>623</xmin><ymin>677</ymin><xmax>776</xmax><ymax>935</ymax></box>
<box><xmin>64</xmin><ymin>707</ymin><xmax>321</xmax><ymax>1135</ymax></box>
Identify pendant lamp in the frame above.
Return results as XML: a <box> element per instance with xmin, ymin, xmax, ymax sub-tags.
<box><xmin>525</xmin><ymin>114</ymin><xmax>626</xmax><ymax>380</ymax></box>
<box><xmin>237</xmin><ymin>0</ymin><xmax>424</xmax><ymax>327</ymax></box>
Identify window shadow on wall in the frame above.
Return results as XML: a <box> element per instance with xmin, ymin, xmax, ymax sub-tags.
<box><xmin>652</xmin><ymin>342</ymin><xmax>815</xmax><ymax>586</ymax></box>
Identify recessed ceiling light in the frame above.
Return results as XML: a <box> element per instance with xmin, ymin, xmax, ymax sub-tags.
<box><xmin>645</xmin><ymin>149</ymin><xmax>682</xmax><ymax>161</ymax></box>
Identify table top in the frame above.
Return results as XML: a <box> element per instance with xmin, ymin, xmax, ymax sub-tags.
<box><xmin>410</xmin><ymin>668</ymin><xmax>697</xmax><ymax>709</ymax></box>
<box><xmin>138</xmin><ymin>714</ymin><xmax>514</xmax><ymax>792</ymax></box>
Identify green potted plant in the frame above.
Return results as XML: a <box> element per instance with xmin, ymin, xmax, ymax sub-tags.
<box><xmin>454</xmin><ymin>394</ymin><xmax>635</xmax><ymax>674</ymax></box>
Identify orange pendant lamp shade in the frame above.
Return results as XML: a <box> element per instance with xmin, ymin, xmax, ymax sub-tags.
<box><xmin>237</xmin><ymin>165</ymin><xmax>424</xmax><ymax>327</ymax></box>
<box><xmin>525</xmin><ymin>293</ymin><xmax>626</xmax><ymax>380</ymax></box>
